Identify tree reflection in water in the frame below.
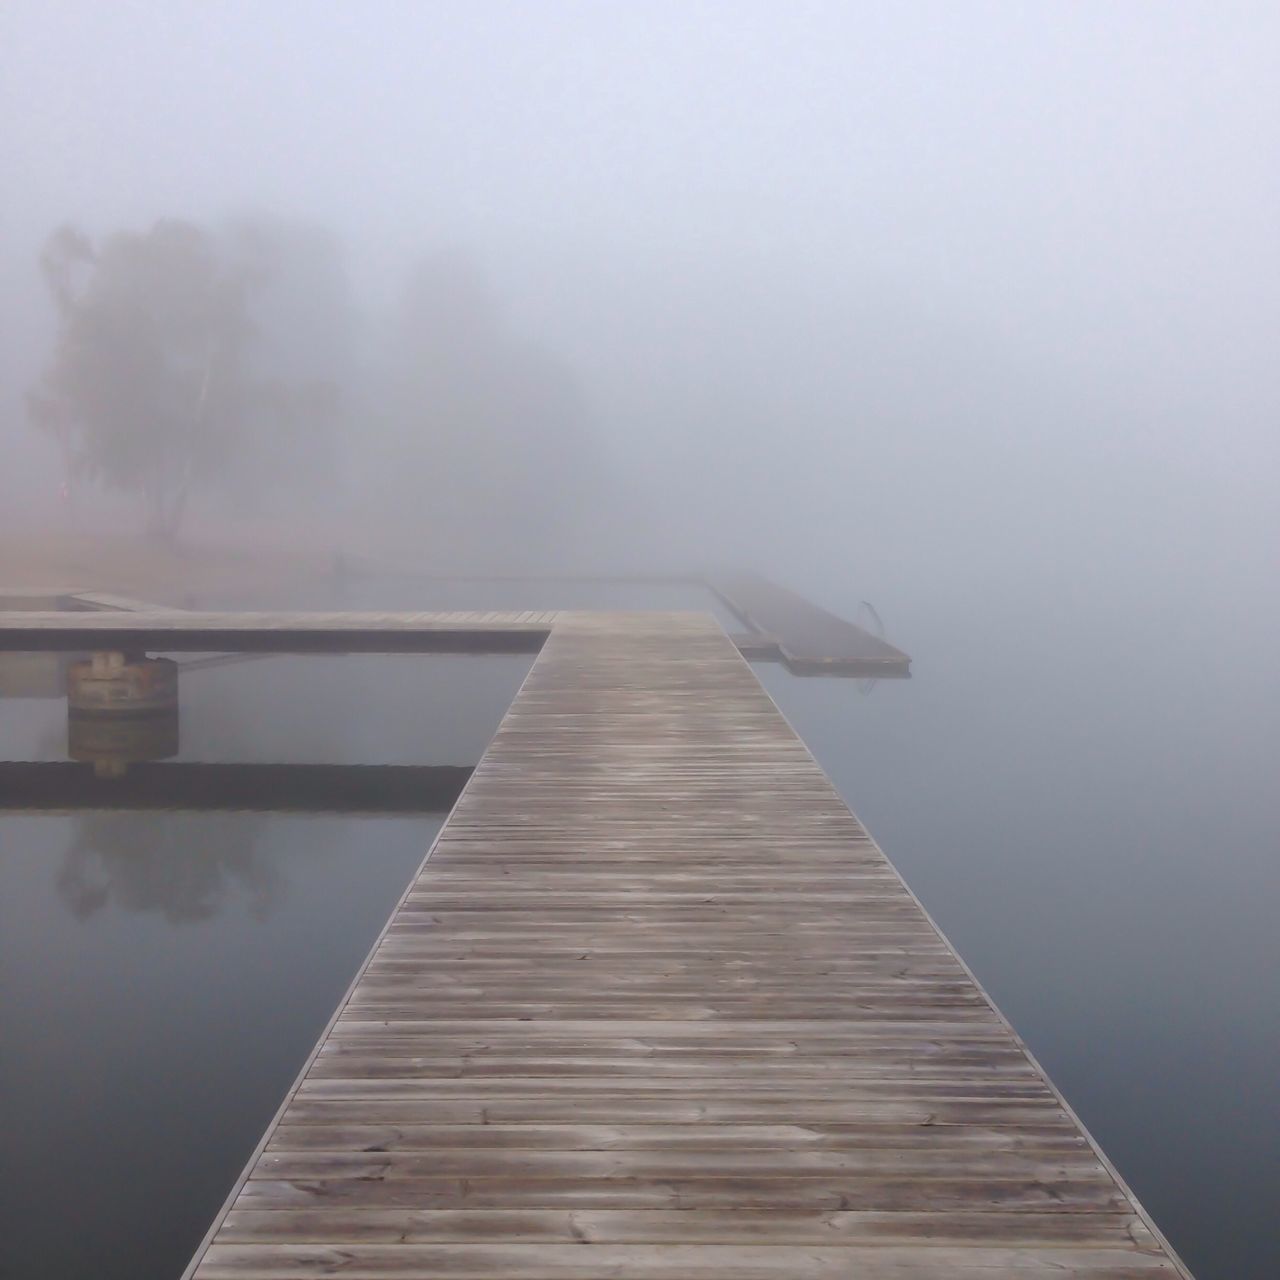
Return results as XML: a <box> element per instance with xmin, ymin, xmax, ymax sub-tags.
<box><xmin>56</xmin><ymin>811</ymin><xmax>279</xmax><ymax>922</ymax></box>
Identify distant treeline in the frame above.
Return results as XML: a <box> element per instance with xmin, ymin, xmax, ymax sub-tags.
<box><xmin>28</xmin><ymin>214</ymin><xmax>600</xmax><ymax>560</ymax></box>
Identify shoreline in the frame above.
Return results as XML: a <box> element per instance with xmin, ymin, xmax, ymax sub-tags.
<box><xmin>0</xmin><ymin>524</ymin><xmax>340</xmax><ymax>604</ymax></box>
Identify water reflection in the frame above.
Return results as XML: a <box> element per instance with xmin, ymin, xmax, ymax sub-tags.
<box><xmin>0</xmin><ymin>650</ymin><xmax>76</xmax><ymax>698</ymax></box>
<box><xmin>2</xmin><ymin>647</ymin><xmax>532</xmax><ymax>1280</ymax></box>
<box><xmin>56</xmin><ymin>810</ymin><xmax>277</xmax><ymax>922</ymax></box>
<box><xmin>0</xmin><ymin>650</ymin><xmax>502</xmax><ymax>941</ymax></box>
<box><xmin>39</xmin><ymin>759</ymin><xmax>470</xmax><ymax>923</ymax></box>
<box><xmin>67</xmin><ymin>708</ymin><xmax>179</xmax><ymax>775</ymax></box>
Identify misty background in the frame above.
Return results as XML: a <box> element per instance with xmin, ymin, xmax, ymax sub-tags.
<box><xmin>3</xmin><ymin>1</ymin><xmax>1275</xmax><ymax>594</ymax></box>
<box><xmin>2</xmin><ymin>4</ymin><xmax>1279</xmax><ymax>1275</ymax></box>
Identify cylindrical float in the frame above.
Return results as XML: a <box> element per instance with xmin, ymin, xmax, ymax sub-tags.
<box><xmin>67</xmin><ymin>654</ymin><xmax>180</xmax><ymax>777</ymax></box>
<box><xmin>67</xmin><ymin>653</ymin><xmax>178</xmax><ymax>715</ymax></box>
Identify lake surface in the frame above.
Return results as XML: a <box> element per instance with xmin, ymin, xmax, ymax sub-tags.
<box><xmin>2</xmin><ymin>576</ymin><xmax>1274</xmax><ymax>1278</ymax></box>
<box><xmin>759</xmin><ymin>573</ymin><xmax>1278</xmax><ymax>1280</ymax></box>
<box><xmin>0</xmin><ymin>649</ymin><xmax>533</xmax><ymax>1280</ymax></box>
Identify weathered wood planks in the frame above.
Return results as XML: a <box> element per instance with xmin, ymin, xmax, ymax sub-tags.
<box><xmin>183</xmin><ymin>612</ymin><xmax>1189</xmax><ymax>1278</ymax></box>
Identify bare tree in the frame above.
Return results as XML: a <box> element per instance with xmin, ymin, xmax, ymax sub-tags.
<box><xmin>28</xmin><ymin>220</ymin><xmax>255</xmax><ymax>541</ymax></box>
<box><xmin>28</xmin><ymin>216</ymin><xmax>347</xmax><ymax>542</ymax></box>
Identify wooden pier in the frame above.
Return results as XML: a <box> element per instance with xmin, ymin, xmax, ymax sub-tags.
<box><xmin>708</xmin><ymin>571</ymin><xmax>910</xmax><ymax>674</ymax></box>
<box><xmin>178</xmin><ymin>612</ymin><xmax>1189</xmax><ymax>1279</ymax></box>
<box><xmin>0</xmin><ymin>573</ymin><xmax>911</xmax><ymax>675</ymax></box>
<box><xmin>0</xmin><ymin>609</ymin><xmax>553</xmax><ymax>654</ymax></box>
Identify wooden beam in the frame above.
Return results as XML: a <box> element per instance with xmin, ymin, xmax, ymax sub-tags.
<box><xmin>0</xmin><ymin>761</ymin><xmax>471</xmax><ymax>814</ymax></box>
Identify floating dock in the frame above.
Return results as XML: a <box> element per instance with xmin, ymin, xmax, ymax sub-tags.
<box><xmin>708</xmin><ymin>571</ymin><xmax>911</xmax><ymax>674</ymax></box>
<box><xmin>169</xmin><ymin>611</ymin><xmax>1188</xmax><ymax>1279</ymax></box>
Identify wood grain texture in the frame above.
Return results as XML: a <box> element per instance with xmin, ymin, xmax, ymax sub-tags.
<box><xmin>184</xmin><ymin>613</ymin><xmax>1190</xmax><ymax>1278</ymax></box>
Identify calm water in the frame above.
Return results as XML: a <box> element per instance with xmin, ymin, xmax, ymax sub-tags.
<box><xmin>0</xmin><ymin>650</ymin><xmax>533</xmax><ymax>1280</ymax></box>
<box><xmin>2</xmin><ymin>577</ymin><xmax>1275</xmax><ymax>1278</ymax></box>
<box><xmin>758</xmin><ymin>574</ymin><xmax>1279</xmax><ymax>1280</ymax></box>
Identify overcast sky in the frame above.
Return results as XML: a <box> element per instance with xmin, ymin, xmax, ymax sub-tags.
<box><xmin>2</xmin><ymin>1</ymin><xmax>1276</xmax><ymax>610</ymax></box>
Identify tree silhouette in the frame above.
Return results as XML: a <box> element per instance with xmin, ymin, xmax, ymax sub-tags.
<box><xmin>29</xmin><ymin>220</ymin><xmax>258</xmax><ymax>541</ymax></box>
<box><xmin>383</xmin><ymin>252</ymin><xmax>596</xmax><ymax>564</ymax></box>
<box><xmin>56</xmin><ymin>811</ymin><xmax>279</xmax><ymax>924</ymax></box>
<box><xmin>28</xmin><ymin>216</ymin><xmax>347</xmax><ymax>541</ymax></box>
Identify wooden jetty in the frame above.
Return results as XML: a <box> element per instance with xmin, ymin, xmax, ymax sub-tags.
<box><xmin>316</xmin><ymin>568</ymin><xmax>912</xmax><ymax>676</ymax></box>
<box><xmin>0</xmin><ymin>573</ymin><xmax>911</xmax><ymax>675</ymax></box>
<box><xmin>708</xmin><ymin>571</ymin><xmax>910</xmax><ymax>675</ymax></box>
<box><xmin>0</xmin><ymin>609</ymin><xmax>553</xmax><ymax>654</ymax></box>
<box><xmin>178</xmin><ymin>611</ymin><xmax>1188</xmax><ymax>1279</ymax></box>
<box><xmin>0</xmin><ymin>587</ymin><xmax>177</xmax><ymax>613</ymax></box>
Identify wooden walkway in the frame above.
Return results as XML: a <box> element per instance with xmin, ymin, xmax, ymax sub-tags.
<box><xmin>708</xmin><ymin>572</ymin><xmax>911</xmax><ymax>675</ymax></box>
<box><xmin>184</xmin><ymin>612</ymin><xmax>1188</xmax><ymax>1278</ymax></box>
<box><xmin>0</xmin><ymin>574</ymin><xmax>915</xmax><ymax>677</ymax></box>
<box><xmin>0</xmin><ymin>609</ymin><xmax>554</xmax><ymax>654</ymax></box>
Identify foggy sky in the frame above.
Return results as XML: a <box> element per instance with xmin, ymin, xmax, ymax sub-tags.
<box><xmin>2</xmin><ymin>1</ymin><xmax>1277</xmax><ymax>613</ymax></box>
<box><xmin>4</xmin><ymin>14</ymin><xmax>1276</xmax><ymax>1273</ymax></box>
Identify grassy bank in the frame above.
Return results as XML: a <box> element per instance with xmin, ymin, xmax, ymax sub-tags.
<box><xmin>0</xmin><ymin>526</ymin><xmax>340</xmax><ymax>605</ymax></box>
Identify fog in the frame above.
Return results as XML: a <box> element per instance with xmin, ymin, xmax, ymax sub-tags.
<box><xmin>3</xmin><ymin>0</ymin><xmax>1275</xmax><ymax>604</ymax></box>
<box><xmin>2</xmin><ymin>6</ymin><xmax>1279</xmax><ymax>1275</ymax></box>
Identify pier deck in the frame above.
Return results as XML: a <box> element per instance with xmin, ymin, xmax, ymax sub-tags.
<box><xmin>708</xmin><ymin>572</ymin><xmax>911</xmax><ymax>674</ymax></box>
<box><xmin>0</xmin><ymin>609</ymin><xmax>554</xmax><ymax>654</ymax></box>
<box><xmin>0</xmin><ymin>569</ymin><xmax>913</xmax><ymax>674</ymax></box>
<box><xmin>182</xmin><ymin>612</ymin><xmax>1188</xmax><ymax>1278</ymax></box>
